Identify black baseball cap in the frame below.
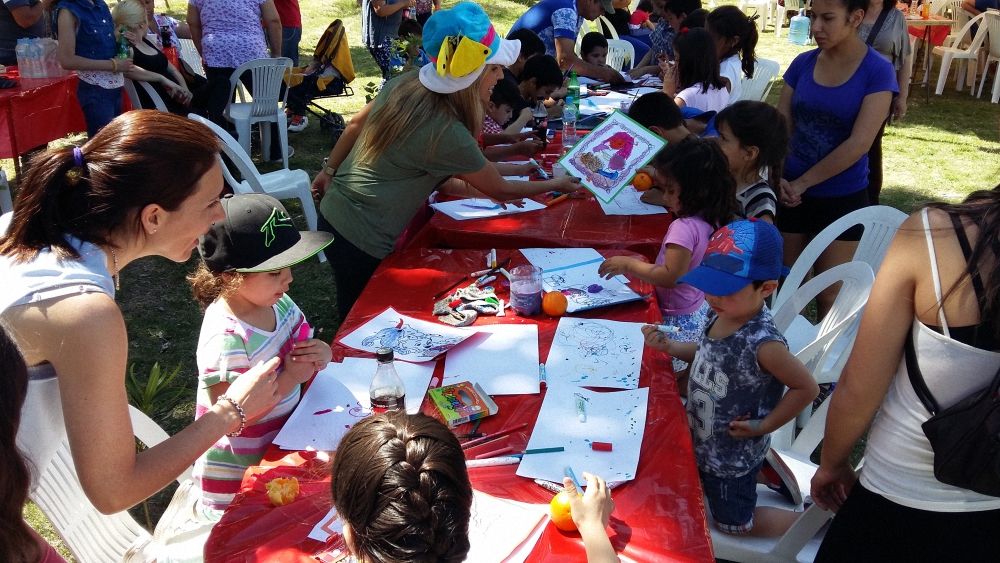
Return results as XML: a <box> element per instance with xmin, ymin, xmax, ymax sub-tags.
<box><xmin>199</xmin><ymin>194</ymin><xmax>334</xmax><ymax>273</ymax></box>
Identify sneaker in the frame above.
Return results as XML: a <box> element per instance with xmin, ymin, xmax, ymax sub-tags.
<box><xmin>288</xmin><ymin>114</ymin><xmax>308</xmax><ymax>132</ymax></box>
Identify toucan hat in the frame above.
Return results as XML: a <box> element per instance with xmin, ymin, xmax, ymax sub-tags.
<box><xmin>198</xmin><ymin>194</ymin><xmax>334</xmax><ymax>274</ymax></box>
<box><xmin>419</xmin><ymin>2</ymin><xmax>521</xmax><ymax>94</ymax></box>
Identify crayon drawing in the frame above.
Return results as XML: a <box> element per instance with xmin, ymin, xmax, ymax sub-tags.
<box><xmin>545</xmin><ymin>318</ymin><xmax>645</xmax><ymax>389</ymax></box>
<box><xmin>559</xmin><ymin>111</ymin><xmax>666</xmax><ymax>204</ymax></box>
<box><xmin>538</xmin><ymin>263</ymin><xmax>641</xmax><ymax>313</ymax></box>
<box><xmin>339</xmin><ymin>307</ymin><xmax>476</xmax><ymax>362</ymax></box>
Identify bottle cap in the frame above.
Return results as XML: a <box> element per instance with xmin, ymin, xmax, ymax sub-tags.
<box><xmin>376</xmin><ymin>347</ymin><xmax>394</xmax><ymax>362</ymax></box>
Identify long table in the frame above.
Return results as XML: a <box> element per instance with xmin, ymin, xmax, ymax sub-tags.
<box><xmin>0</xmin><ymin>69</ymin><xmax>86</xmax><ymax>173</ymax></box>
<box><xmin>204</xmin><ymin>247</ymin><xmax>714</xmax><ymax>563</ymax></box>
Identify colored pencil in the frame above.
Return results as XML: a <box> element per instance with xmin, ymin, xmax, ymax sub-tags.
<box><xmin>461</xmin><ymin>422</ymin><xmax>528</xmax><ymax>449</ymax></box>
<box><xmin>524</xmin><ymin>447</ymin><xmax>564</xmax><ymax>455</ymax></box>
<box><xmin>474</xmin><ymin>446</ymin><xmax>513</xmax><ymax>460</ymax></box>
<box><xmin>546</xmin><ymin>194</ymin><xmax>569</xmax><ymax>207</ymax></box>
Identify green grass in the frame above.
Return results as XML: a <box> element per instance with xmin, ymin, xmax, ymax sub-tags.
<box><xmin>15</xmin><ymin>0</ymin><xmax>1000</xmax><ymax>558</ymax></box>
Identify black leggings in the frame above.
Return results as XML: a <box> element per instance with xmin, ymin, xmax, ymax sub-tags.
<box><xmin>316</xmin><ymin>213</ymin><xmax>383</xmax><ymax>322</ymax></box>
<box><xmin>815</xmin><ymin>481</ymin><xmax>1000</xmax><ymax>563</ymax></box>
<box><xmin>865</xmin><ymin>118</ymin><xmax>889</xmax><ymax>206</ymax></box>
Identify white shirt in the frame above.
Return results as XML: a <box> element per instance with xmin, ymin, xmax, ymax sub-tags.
<box><xmin>720</xmin><ymin>55</ymin><xmax>742</xmax><ymax>104</ymax></box>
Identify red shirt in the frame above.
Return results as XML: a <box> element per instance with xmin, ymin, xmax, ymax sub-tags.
<box><xmin>273</xmin><ymin>0</ymin><xmax>301</xmax><ymax>28</ymax></box>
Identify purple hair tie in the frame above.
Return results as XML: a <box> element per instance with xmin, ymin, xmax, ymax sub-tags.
<box><xmin>73</xmin><ymin>146</ymin><xmax>83</xmax><ymax>167</ymax></box>
<box><xmin>65</xmin><ymin>146</ymin><xmax>85</xmax><ymax>185</ymax></box>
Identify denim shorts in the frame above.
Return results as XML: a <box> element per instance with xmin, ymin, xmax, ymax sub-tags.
<box><xmin>701</xmin><ymin>461</ymin><xmax>763</xmax><ymax>534</ymax></box>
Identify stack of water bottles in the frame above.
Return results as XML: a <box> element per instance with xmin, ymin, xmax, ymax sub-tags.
<box><xmin>14</xmin><ymin>38</ymin><xmax>67</xmax><ymax>78</ymax></box>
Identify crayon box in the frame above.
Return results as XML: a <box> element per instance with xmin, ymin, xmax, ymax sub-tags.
<box><xmin>428</xmin><ymin>381</ymin><xmax>499</xmax><ymax>428</ymax></box>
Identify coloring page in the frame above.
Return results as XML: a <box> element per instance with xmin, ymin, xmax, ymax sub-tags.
<box><xmin>338</xmin><ymin>307</ymin><xmax>476</xmax><ymax>362</ymax></box>
<box><xmin>539</xmin><ymin>261</ymin><xmax>641</xmax><ymax>313</ymax></box>
<box><xmin>465</xmin><ymin>492</ymin><xmax>547</xmax><ymax>563</ymax></box>
<box><xmin>545</xmin><ymin>318</ymin><xmax>645</xmax><ymax>389</ymax></box>
<box><xmin>443</xmin><ymin>324</ymin><xmax>541</xmax><ymax>395</ymax></box>
<box><xmin>597</xmin><ymin>186</ymin><xmax>669</xmax><ymax>216</ymax></box>
<box><xmin>516</xmin><ymin>387</ymin><xmax>649</xmax><ymax>484</ymax></box>
<box><xmin>558</xmin><ymin>111</ymin><xmax>665</xmax><ymax>204</ymax></box>
<box><xmin>430</xmin><ymin>198</ymin><xmax>545</xmax><ymax>221</ymax></box>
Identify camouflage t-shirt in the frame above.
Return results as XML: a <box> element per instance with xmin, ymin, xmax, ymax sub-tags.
<box><xmin>686</xmin><ymin>306</ymin><xmax>787</xmax><ymax>478</ymax></box>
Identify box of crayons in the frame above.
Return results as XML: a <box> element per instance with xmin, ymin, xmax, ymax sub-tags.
<box><xmin>428</xmin><ymin>381</ymin><xmax>499</xmax><ymax>428</ymax></box>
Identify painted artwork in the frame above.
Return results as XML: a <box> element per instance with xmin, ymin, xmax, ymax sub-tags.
<box><xmin>559</xmin><ymin>111</ymin><xmax>665</xmax><ymax>204</ymax></box>
<box><xmin>339</xmin><ymin>307</ymin><xmax>476</xmax><ymax>362</ymax></box>
<box><xmin>430</xmin><ymin>198</ymin><xmax>546</xmax><ymax>221</ymax></box>
<box><xmin>544</xmin><ymin>318</ymin><xmax>645</xmax><ymax>389</ymax></box>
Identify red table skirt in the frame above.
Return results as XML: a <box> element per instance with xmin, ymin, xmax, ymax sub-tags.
<box><xmin>205</xmin><ymin>248</ymin><xmax>714</xmax><ymax>563</ymax></box>
<box><xmin>0</xmin><ymin>69</ymin><xmax>86</xmax><ymax>158</ymax></box>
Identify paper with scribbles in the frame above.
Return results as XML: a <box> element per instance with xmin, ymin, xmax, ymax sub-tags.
<box><xmin>544</xmin><ymin>318</ymin><xmax>644</xmax><ymax>389</ymax></box>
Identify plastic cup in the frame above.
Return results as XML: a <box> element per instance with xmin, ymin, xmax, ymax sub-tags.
<box><xmin>552</xmin><ymin>163</ymin><xmax>566</xmax><ymax>178</ymax></box>
<box><xmin>510</xmin><ymin>265</ymin><xmax>543</xmax><ymax>316</ymax></box>
<box><xmin>620</xmin><ymin>100</ymin><xmax>632</xmax><ymax>113</ymax></box>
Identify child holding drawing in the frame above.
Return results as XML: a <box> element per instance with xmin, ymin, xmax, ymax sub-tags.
<box><xmin>642</xmin><ymin>219</ymin><xmax>818</xmax><ymax>536</ymax></box>
<box><xmin>598</xmin><ymin>137</ymin><xmax>736</xmax><ymax>384</ymax></box>
<box><xmin>188</xmin><ymin>194</ymin><xmax>333</xmax><ymax>513</ymax></box>
<box><xmin>333</xmin><ymin>412</ymin><xmax>620</xmax><ymax>563</ymax></box>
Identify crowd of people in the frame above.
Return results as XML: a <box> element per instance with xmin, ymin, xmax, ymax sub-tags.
<box><xmin>2</xmin><ymin>0</ymin><xmax>999</xmax><ymax>561</ymax></box>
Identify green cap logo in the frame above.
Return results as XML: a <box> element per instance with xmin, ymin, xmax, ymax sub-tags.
<box><xmin>260</xmin><ymin>208</ymin><xmax>294</xmax><ymax>247</ymax></box>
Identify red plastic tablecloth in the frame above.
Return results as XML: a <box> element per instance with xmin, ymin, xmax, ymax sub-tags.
<box><xmin>0</xmin><ymin>68</ymin><xmax>86</xmax><ymax>159</ymax></box>
<box><xmin>906</xmin><ymin>16</ymin><xmax>952</xmax><ymax>46</ymax></box>
<box><xmin>205</xmin><ymin>248</ymin><xmax>713</xmax><ymax>563</ymax></box>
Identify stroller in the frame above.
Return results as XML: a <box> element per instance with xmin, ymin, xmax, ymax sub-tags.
<box><xmin>285</xmin><ymin>19</ymin><xmax>356</xmax><ymax>144</ymax></box>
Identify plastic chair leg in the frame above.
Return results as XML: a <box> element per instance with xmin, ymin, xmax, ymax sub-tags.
<box><xmin>957</xmin><ymin>59</ymin><xmax>967</xmax><ymax>92</ymax></box>
<box><xmin>277</xmin><ymin>112</ymin><xmax>289</xmax><ymax>170</ymax></box>
<box><xmin>235</xmin><ymin>120</ymin><xmax>253</xmax><ymax>160</ymax></box>
<box><xmin>260</xmin><ymin>121</ymin><xmax>272</xmax><ymax>163</ymax></box>
<box><xmin>992</xmin><ymin>65</ymin><xmax>1000</xmax><ymax>103</ymax></box>
<box><xmin>935</xmin><ymin>52</ymin><xmax>953</xmax><ymax>95</ymax></box>
<box><xmin>977</xmin><ymin>61</ymin><xmax>990</xmax><ymax>98</ymax></box>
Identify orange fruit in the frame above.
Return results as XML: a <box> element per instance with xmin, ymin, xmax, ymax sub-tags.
<box><xmin>542</xmin><ymin>291</ymin><xmax>568</xmax><ymax>316</ymax></box>
<box><xmin>550</xmin><ymin>491</ymin><xmax>578</xmax><ymax>531</ymax></box>
<box><xmin>632</xmin><ymin>172</ymin><xmax>653</xmax><ymax>191</ymax></box>
<box><xmin>265</xmin><ymin>477</ymin><xmax>300</xmax><ymax>506</ymax></box>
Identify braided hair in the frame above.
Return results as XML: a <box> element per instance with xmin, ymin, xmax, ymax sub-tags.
<box><xmin>332</xmin><ymin>412</ymin><xmax>473</xmax><ymax>563</ymax></box>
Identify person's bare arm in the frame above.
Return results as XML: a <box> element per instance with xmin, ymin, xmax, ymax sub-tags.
<box><xmin>961</xmin><ymin>0</ymin><xmax>981</xmax><ymax>14</ymax></box>
<box><xmin>598</xmin><ymin>244</ymin><xmax>692</xmax><ymax>287</ymax></box>
<box><xmin>260</xmin><ymin>0</ymin><xmax>282</xmax><ymax>57</ymax></box>
<box><xmin>9</xmin><ymin>0</ymin><xmax>51</xmax><ymax>28</ymax></box>
<box><xmin>312</xmin><ymin>100</ymin><xmax>375</xmax><ymax>198</ymax></box>
<box><xmin>174</xmin><ymin>22</ymin><xmax>192</xmax><ymax>39</ymax></box>
<box><xmin>58</xmin><ymin>10</ymin><xmax>135</xmax><ymax>72</ymax></box>
<box><xmin>776</xmin><ymin>83</ymin><xmax>795</xmax><ymax>136</ymax></box>
<box><xmin>641</xmin><ymin>324</ymin><xmax>697</xmax><ymax>362</ymax></box>
<box><xmin>455</xmin><ymin>162</ymin><xmax>581</xmax><ymax>201</ymax></box>
<box><xmin>372</xmin><ymin>0</ymin><xmax>413</xmax><ymax>17</ymax></box>
<box><xmin>728</xmin><ymin>341</ymin><xmax>819</xmax><ymax>437</ymax></box>
<box><xmin>482</xmin><ymin>140</ymin><xmax>543</xmax><ymax>161</ymax></box>
<box><xmin>503</xmin><ymin>108</ymin><xmax>534</xmax><ymax>134</ymax></box>
<box><xmin>187</xmin><ymin>5</ymin><xmax>203</xmax><ymax>56</ymax></box>
<box><xmin>555</xmin><ymin>36</ymin><xmax>623</xmax><ymax>84</ymax></box>
<box><xmin>893</xmin><ymin>53</ymin><xmax>912</xmax><ymax>121</ymax></box>
<box><xmin>11</xmin><ymin>294</ymin><xmax>282</xmax><ymax>514</ymax></box>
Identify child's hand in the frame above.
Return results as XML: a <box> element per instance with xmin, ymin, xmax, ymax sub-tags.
<box><xmin>510</xmin><ymin>162</ymin><xmax>538</xmax><ymax>177</ymax></box>
<box><xmin>548</xmin><ymin>175</ymin><xmax>582</xmax><ymax>193</ymax></box>
<box><xmin>727</xmin><ymin>413</ymin><xmax>767</xmax><ymax>438</ymax></box>
<box><xmin>598</xmin><ymin>256</ymin><xmax>634</xmax><ymax>279</ymax></box>
<box><xmin>511</xmin><ymin>139</ymin><xmax>543</xmax><ymax>157</ymax></box>
<box><xmin>116</xmin><ymin>58</ymin><xmax>135</xmax><ymax>73</ymax></box>
<box><xmin>563</xmin><ymin>473</ymin><xmax>614</xmax><ymax>532</ymax></box>
<box><xmin>641</xmin><ymin>324</ymin><xmax>674</xmax><ymax>353</ymax></box>
<box><xmin>284</xmin><ymin>338</ymin><xmax>331</xmax><ymax>382</ymax></box>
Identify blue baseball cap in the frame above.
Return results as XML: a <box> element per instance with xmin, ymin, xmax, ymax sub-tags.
<box><xmin>678</xmin><ymin>219</ymin><xmax>790</xmax><ymax>296</ymax></box>
<box><xmin>419</xmin><ymin>2</ymin><xmax>520</xmax><ymax>94</ymax></box>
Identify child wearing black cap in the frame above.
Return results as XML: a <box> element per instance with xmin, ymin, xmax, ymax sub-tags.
<box><xmin>187</xmin><ymin>193</ymin><xmax>334</xmax><ymax>513</ymax></box>
<box><xmin>642</xmin><ymin>219</ymin><xmax>818</xmax><ymax>537</ymax></box>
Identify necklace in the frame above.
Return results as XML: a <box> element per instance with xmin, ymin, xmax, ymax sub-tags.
<box><xmin>109</xmin><ymin>247</ymin><xmax>120</xmax><ymax>291</ymax></box>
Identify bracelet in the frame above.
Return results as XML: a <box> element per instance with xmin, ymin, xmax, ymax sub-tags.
<box><xmin>110</xmin><ymin>58</ymin><xmax>118</xmax><ymax>73</ymax></box>
<box><xmin>217</xmin><ymin>394</ymin><xmax>246</xmax><ymax>437</ymax></box>
<box><xmin>321</xmin><ymin>157</ymin><xmax>336</xmax><ymax>176</ymax></box>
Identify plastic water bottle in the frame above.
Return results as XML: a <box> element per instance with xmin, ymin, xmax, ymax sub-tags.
<box><xmin>26</xmin><ymin>39</ymin><xmax>42</xmax><ymax>78</ymax></box>
<box><xmin>787</xmin><ymin>13</ymin><xmax>810</xmax><ymax>46</ymax></box>
<box><xmin>369</xmin><ymin>348</ymin><xmax>406</xmax><ymax>414</ymax></box>
<box><xmin>562</xmin><ymin>96</ymin><xmax>578</xmax><ymax>149</ymax></box>
<box><xmin>15</xmin><ymin>39</ymin><xmax>28</xmax><ymax>74</ymax></box>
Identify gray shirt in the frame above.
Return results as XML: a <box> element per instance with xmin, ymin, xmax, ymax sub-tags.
<box><xmin>858</xmin><ymin>6</ymin><xmax>912</xmax><ymax>71</ymax></box>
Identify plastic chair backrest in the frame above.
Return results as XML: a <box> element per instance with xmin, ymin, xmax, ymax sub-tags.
<box><xmin>784</xmin><ymin>0</ymin><xmax>802</xmax><ymax>12</ymax></box>
<box><xmin>738</xmin><ymin>57</ymin><xmax>780</xmax><ymax>101</ymax></box>
<box><xmin>606</xmin><ymin>38</ymin><xmax>635</xmax><ymax>70</ymax></box>
<box><xmin>188</xmin><ymin>113</ymin><xmax>267</xmax><ymax>194</ymax></box>
<box><xmin>177</xmin><ymin>38</ymin><xmax>205</xmax><ymax>77</ymax></box>
<box><xmin>773</xmin><ymin>205</ymin><xmax>907</xmax><ymax>313</ymax></box>
<box><xmin>229</xmin><ymin>58</ymin><xmax>292</xmax><ymax>118</ymax></box>
<box><xmin>951</xmin><ymin>12</ymin><xmax>989</xmax><ymax>52</ymax></box>
<box><xmin>124</xmin><ymin>78</ymin><xmax>169</xmax><ymax>111</ymax></box>
<box><xmin>985</xmin><ymin>11</ymin><xmax>1000</xmax><ymax>56</ymax></box>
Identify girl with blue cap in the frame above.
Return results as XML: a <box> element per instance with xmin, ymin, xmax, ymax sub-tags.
<box><xmin>311</xmin><ymin>2</ymin><xmax>581</xmax><ymax>319</ymax></box>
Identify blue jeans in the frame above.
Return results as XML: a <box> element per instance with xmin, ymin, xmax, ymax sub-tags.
<box><xmin>76</xmin><ymin>80</ymin><xmax>122</xmax><ymax>138</ymax></box>
<box><xmin>281</xmin><ymin>26</ymin><xmax>301</xmax><ymax>66</ymax></box>
<box><xmin>700</xmin><ymin>461</ymin><xmax>763</xmax><ymax>534</ymax></box>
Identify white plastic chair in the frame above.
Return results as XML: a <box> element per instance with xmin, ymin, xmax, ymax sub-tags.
<box><xmin>224</xmin><ymin>57</ymin><xmax>293</xmax><ymax>169</ymax></box>
<box><xmin>189</xmin><ymin>113</ymin><xmax>326</xmax><ymax>263</ymax></box>
<box><xmin>576</xmin><ymin>16</ymin><xmax>619</xmax><ymax>54</ymax></box>
<box><xmin>177</xmin><ymin>38</ymin><xmax>205</xmax><ymax>77</ymax></box>
<box><xmin>932</xmin><ymin>12</ymin><xmax>990</xmax><ymax>95</ymax></box>
<box><xmin>606</xmin><ymin>38</ymin><xmax>635</xmax><ymax>71</ymax></box>
<box><xmin>739</xmin><ymin>0</ymin><xmax>772</xmax><ymax>31</ymax></box>
<box><xmin>29</xmin><ymin>406</ymin><xmax>198</xmax><ymax>563</ymax></box>
<box><xmin>124</xmin><ymin>78</ymin><xmax>169</xmax><ymax>111</ymax></box>
<box><xmin>0</xmin><ymin>170</ymin><xmax>12</xmax><ymax>215</ymax></box>
<box><xmin>774</xmin><ymin>0</ymin><xmax>802</xmax><ymax>38</ymax></box>
<box><xmin>976</xmin><ymin>11</ymin><xmax>1000</xmax><ymax>102</ymax></box>
<box><xmin>738</xmin><ymin>58</ymin><xmax>780</xmax><ymax>102</ymax></box>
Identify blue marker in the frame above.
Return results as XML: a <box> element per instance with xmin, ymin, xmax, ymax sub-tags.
<box><xmin>539</xmin><ymin>363</ymin><xmax>547</xmax><ymax>383</ymax></box>
<box><xmin>564</xmin><ymin>465</ymin><xmax>585</xmax><ymax>491</ymax></box>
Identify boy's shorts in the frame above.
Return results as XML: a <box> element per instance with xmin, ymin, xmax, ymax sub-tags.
<box><xmin>700</xmin><ymin>462</ymin><xmax>763</xmax><ymax>534</ymax></box>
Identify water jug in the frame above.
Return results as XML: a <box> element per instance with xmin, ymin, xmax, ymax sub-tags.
<box><xmin>788</xmin><ymin>13</ymin><xmax>810</xmax><ymax>46</ymax></box>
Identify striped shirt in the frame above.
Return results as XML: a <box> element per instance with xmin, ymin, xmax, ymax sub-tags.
<box><xmin>736</xmin><ymin>180</ymin><xmax>778</xmax><ymax>222</ymax></box>
<box><xmin>192</xmin><ymin>294</ymin><xmax>306</xmax><ymax>510</ymax></box>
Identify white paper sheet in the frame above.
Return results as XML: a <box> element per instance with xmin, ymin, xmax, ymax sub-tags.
<box><xmin>430</xmin><ymin>198</ymin><xmax>546</xmax><ymax>221</ymax></box>
<box><xmin>443</xmin><ymin>324</ymin><xmax>540</xmax><ymax>395</ymax></box>
<box><xmin>597</xmin><ymin>186</ymin><xmax>669</xmax><ymax>216</ymax></box>
<box><xmin>558</xmin><ymin>111</ymin><xmax>666</xmax><ymax>204</ymax></box>
<box><xmin>501</xmin><ymin>175</ymin><xmax>533</xmax><ymax>182</ymax></box>
<box><xmin>540</xmin><ymin>261</ymin><xmax>641</xmax><ymax>313</ymax></box>
<box><xmin>308</xmin><ymin>508</ymin><xmax>345</xmax><ymax>542</ymax></box>
<box><xmin>272</xmin><ymin>358</ymin><xmax>435</xmax><ymax>451</ymax></box>
<box><xmin>466</xmin><ymin>491</ymin><xmax>548</xmax><ymax>563</ymax></box>
<box><xmin>545</xmin><ymin>318</ymin><xmax>645</xmax><ymax>388</ymax></box>
<box><xmin>516</xmin><ymin>387</ymin><xmax>649</xmax><ymax>483</ymax></box>
<box><xmin>521</xmin><ymin>247</ymin><xmax>630</xmax><ymax>292</ymax></box>
<box><xmin>337</xmin><ymin>307</ymin><xmax>475</xmax><ymax>362</ymax></box>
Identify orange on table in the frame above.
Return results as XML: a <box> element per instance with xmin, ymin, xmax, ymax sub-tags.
<box><xmin>265</xmin><ymin>477</ymin><xmax>300</xmax><ymax>506</ymax></box>
<box><xmin>632</xmin><ymin>172</ymin><xmax>653</xmax><ymax>191</ymax></box>
<box><xmin>549</xmin><ymin>491</ymin><xmax>578</xmax><ymax>531</ymax></box>
<box><xmin>542</xmin><ymin>291</ymin><xmax>568</xmax><ymax>316</ymax></box>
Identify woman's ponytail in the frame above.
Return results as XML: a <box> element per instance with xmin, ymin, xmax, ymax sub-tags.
<box><xmin>707</xmin><ymin>6</ymin><xmax>759</xmax><ymax>79</ymax></box>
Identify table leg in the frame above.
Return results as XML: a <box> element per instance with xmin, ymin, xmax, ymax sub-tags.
<box><xmin>924</xmin><ymin>26</ymin><xmax>932</xmax><ymax>104</ymax></box>
<box><xmin>5</xmin><ymin>104</ymin><xmax>20</xmax><ymax>180</ymax></box>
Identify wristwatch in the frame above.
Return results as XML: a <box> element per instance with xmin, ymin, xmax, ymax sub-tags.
<box><xmin>321</xmin><ymin>157</ymin><xmax>336</xmax><ymax>176</ymax></box>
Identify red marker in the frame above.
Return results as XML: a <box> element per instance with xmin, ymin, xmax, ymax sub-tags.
<box><xmin>591</xmin><ymin>441</ymin><xmax>613</xmax><ymax>451</ymax></box>
<box><xmin>474</xmin><ymin>446</ymin><xmax>513</xmax><ymax>460</ymax></box>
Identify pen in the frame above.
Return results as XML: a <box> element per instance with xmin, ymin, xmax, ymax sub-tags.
<box><xmin>466</xmin><ymin>455</ymin><xmax>523</xmax><ymax>468</ymax></box>
<box><xmin>529</xmin><ymin>158</ymin><xmax>549</xmax><ymax>180</ymax></box>
<box><xmin>539</xmin><ymin>363</ymin><xmax>546</xmax><ymax>384</ymax></box>
<box><xmin>562</xmin><ymin>62</ymin><xmax>575</xmax><ymax>80</ymax></box>
<box><xmin>534</xmin><ymin>479</ymin><xmax>564</xmax><ymax>493</ymax></box>
<box><xmin>490</xmin><ymin>249</ymin><xmax>497</xmax><ymax>269</ymax></box>
<box><xmin>655</xmin><ymin>325</ymin><xmax>681</xmax><ymax>333</ymax></box>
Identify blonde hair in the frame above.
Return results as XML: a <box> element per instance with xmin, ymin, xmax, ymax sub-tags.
<box><xmin>187</xmin><ymin>262</ymin><xmax>244</xmax><ymax>309</ymax></box>
<box><xmin>354</xmin><ymin>71</ymin><xmax>486</xmax><ymax>166</ymax></box>
<box><xmin>112</xmin><ymin>0</ymin><xmax>147</xmax><ymax>31</ymax></box>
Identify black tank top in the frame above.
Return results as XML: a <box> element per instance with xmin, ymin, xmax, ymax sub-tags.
<box><xmin>131</xmin><ymin>38</ymin><xmax>169</xmax><ymax>77</ymax></box>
